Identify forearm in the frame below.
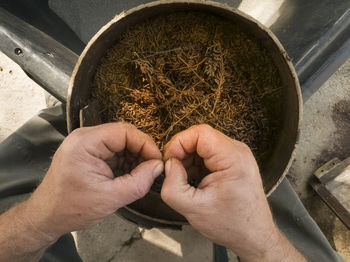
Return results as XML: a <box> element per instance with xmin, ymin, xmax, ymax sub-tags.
<box><xmin>239</xmin><ymin>227</ymin><xmax>307</xmax><ymax>262</ymax></box>
<box><xmin>0</xmin><ymin>199</ymin><xmax>57</xmax><ymax>262</ymax></box>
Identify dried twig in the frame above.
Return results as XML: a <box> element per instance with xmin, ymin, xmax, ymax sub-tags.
<box><xmin>92</xmin><ymin>12</ymin><xmax>283</xmax><ymax>174</ymax></box>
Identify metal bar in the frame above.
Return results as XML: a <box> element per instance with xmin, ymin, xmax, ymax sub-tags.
<box><xmin>0</xmin><ymin>0</ymin><xmax>85</xmax><ymax>54</ymax></box>
<box><xmin>213</xmin><ymin>244</ymin><xmax>229</xmax><ymax>262</ymax></box>
<box><xmin>0</xmin><ymin>7</ymin><xmax>78</xmax><ymax>103</ymax></box>
<box><xmin>301</xmin><ymin>38</ymin><xmax>350</xmax><ymax>102</ymax></box>
<box><xmin>296</xmin><ymin>9</ymin><xmax>350</xmax><ymax>101</ymax></box>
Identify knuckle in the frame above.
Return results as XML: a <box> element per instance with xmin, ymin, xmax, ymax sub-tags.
<box><xmin>194</xmin><ymin>124</ymin><xmax>212</xmax><ymax>133</ymax></box>
<box><xmin>61</xmin><ymin>128</ymin><xmax>87</xmax><ymax>153</ymax></box>
<box><xmin>61</xmin><ymin>138</ymin><xmax>77</xmax><ymax>153</ymax></box>
<box><xmin>67</xmin><ymin>128</ymin><xmax>85</xmax><ymax>144</ymax></box>
<box><xmin>232</xmin><ymin>139</ymin><xmax>252</xmax><ymax>154</ymax></box>
<box><xmin>70</xmin><ymin>127</ymin><xmax>85</xmax><ymax>137</ymax></box>
<box><xmin>116</xmin><ymin>121</ymin><xmax>135</xmax><ymax>130</ymax></box>
<box><xmin>240</xmin><ymin>142</ymin><xmax>254</xmax><ymax>155</ymax></box>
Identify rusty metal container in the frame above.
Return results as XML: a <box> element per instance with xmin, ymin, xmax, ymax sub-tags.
<box><xmin>67</xmin><ymin>0</ymin><xmax>302</xmax><ymax>229</ymax></box>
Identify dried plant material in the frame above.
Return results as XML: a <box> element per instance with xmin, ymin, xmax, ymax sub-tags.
<box><xmin>92</xmin><ymin>12</ymin><xmax>283</xmax><ymax>174</ymax></box>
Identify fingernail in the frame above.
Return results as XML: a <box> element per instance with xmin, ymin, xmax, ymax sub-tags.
<box><xmin>165</xmin><ymin>158</ymin><xmax>172</xmax><ymax>175</ymax></box>
<box><xmin>153</xmin><ymin>161</ymin><xmax>164</xmax><ymax>177</ymax></box>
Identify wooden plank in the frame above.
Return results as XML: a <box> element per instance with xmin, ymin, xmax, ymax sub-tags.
<box><xmin>310</xmin><ymin>177</ymin><xmax>350</xmax><ymax>230</ymax></box>
<box><xmin>325</xmin><ymin>166</ymin><xmax>350</xmax><ymax>213</ymax></box>
<box><xmin>315</xmin><ymin>157</ymin><xmax>350</xmax><ymax>184</ymax></box>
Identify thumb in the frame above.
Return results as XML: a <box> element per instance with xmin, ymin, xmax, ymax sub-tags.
<box><xmin>161</xmin><ymin>158</ymin><xmax>195</xmax><ymax>214</ymax></box>
<box><xmin>110</xmin><ymin>159</ymin><xmax>164</xmax><ymax>208</ymax></box>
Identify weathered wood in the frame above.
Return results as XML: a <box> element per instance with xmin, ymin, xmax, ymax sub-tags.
<box><xmin>325</xmin><ymin>165</ymin><xmax>350</xmax><ymax>213</ymax></box>
<box><xmin>311</xmin><ymin>157</ymin><xmax>350</xmax><ymax>230</ymax></box>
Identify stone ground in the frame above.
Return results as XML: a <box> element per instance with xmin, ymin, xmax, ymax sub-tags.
<box><xmin>0</xmin><ymin>50</ymin><xmax>349</xmax><ymax>261</ymax></box>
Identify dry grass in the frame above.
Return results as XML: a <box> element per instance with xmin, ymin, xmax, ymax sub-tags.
<box><xmin>92</xmin><ymin>12</ymin><xmax>283</xmax><ymax>165</ymax></box>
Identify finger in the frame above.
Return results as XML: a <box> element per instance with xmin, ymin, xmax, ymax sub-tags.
<box><xmin>161</xmin><ymin>158</ymin><xmax>196</xmax><ymax>214</ymax></box>
<box><xmin>164</xmin><ymin>124</ymin><xmax>246</xmax><ymax>172</ymax></box>
<box><xmin>75</xmin><ymin>122</ymin><xmax>161</xmax><ymax>161</ymax></box>
<box><xmin>107</xmin><ymin>159</ymin><xmax>164</xmax><ymax>208</ymax></box>
<box><xmin>164</xmin><ymin>124</ymin><xmax>228</xmax><ymax>160</ymax></box>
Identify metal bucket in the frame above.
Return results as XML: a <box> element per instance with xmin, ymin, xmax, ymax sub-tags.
<box><xmin>67</xmin><ymin>0</ymin><xmax>302</xmax><ymax>229</ymax></box>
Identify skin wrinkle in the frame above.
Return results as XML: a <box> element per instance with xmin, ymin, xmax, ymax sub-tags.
<box><xmin>128</xmin><ymin>166</ymin><xmax>150</xmax><ymax>199</ymax></box>
<box><xmin>124</xmin><ymin>125</ymin><xmax>130</xmax><ymax>154</ymax></box>
<box><xmin>102</xmin><ymin>125</ymin><xmax>122</xmax><ymax>156</ymax></box>
<box><xmin>196</xmin><ymin>128</ymin><xmax>216</xmax><ymax>158</ymax></box>
<box><xmin>179</xmin><ymin>136</ymin><xmax>194</xmax><ymax>155</ymax></box>
<box><xmin>73</xmin><ymin>160</ymin><xmax>106</xmax><ymax>183</ymax></box>
<box><xmin>81</xmin><ymin>131</ymin><xmax>110</xmax><ymax>160</ymax></box>
<box><xmin>22</xmin><ymin>204</ymin><xmax>56</xmax><ymax>245</ymax></box>
<box><xmin>198</xmin><ymin>171</ymin><xmax>225</xmax><ymax>189</ymax></box>
<box><xmin>90</xmin><ymin>157</ymin><xmax>114</xmax><ymax>180</ymax></box>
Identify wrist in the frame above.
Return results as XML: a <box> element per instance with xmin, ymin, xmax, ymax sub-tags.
<box><xmin>0</xmin><ymin>198</ymin><xmax>58</xmax><ymax>262</ymax></box>
<box><xmin>237</xmin><ymin>226</ymin><xmax>306</xmax><ymax>262</ymax></box>
<box><xmin>232</xmin><ymin>225</ymin><xmax>281</xmax><ymax>262</ymax></box>
<box><xmin>252</xmin><ymin>229</ymin><xmax>285</xmax><ymax>262</ymax></box>
<box><xmin>23</xmin><ymin>196</ymin><xmax>61</xmax><ymax>244</ymax></box>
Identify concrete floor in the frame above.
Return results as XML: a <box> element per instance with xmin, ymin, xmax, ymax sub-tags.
<box><xmin>287</xmin><ymin>58</ymin><xmax>350</xmax><ymax>260</ymax></box>
<box><xmin>0</xmin><ymin>50</ymin><xmax>349</xmax><ymax>261</ymax></box>
<box><xmin>0</xmin><ymin>52</ymin><xmax>46</xmax><ymax>141</ymax></box>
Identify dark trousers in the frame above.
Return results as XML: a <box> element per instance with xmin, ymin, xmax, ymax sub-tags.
<box><xmin>0</xmin><ymin>105</ymin><xmax>343</xmax><ymax>262</ymax></box>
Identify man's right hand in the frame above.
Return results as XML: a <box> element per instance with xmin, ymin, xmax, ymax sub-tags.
<box><xmin>0</xmin><ymin>122</ymin><xmax>164</xmax><ymax>262</ymax></box>
<box><xmin>161</xmin><ymin>124</ymin><xmax>306</xmax><ymax>262</ymax></box>
<box><xmin>26</xmin><ymin>122</ymin><xmax>164</xmax><ymax>241</ymax></box>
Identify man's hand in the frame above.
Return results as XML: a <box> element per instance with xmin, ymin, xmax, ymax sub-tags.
<box><xmin>29</xmin><ymin>122</ymin><xmax>164</xmax><ymax>239</ymax></box>
<box><xmin>0</xmin><ymin>123</ymin><xmax>163</xmax><ymax>262</ymax></box>
<box><xmin>161</xmin><ymin>124</ymin><xmax>306</xmax><ymax>262</ymax></box>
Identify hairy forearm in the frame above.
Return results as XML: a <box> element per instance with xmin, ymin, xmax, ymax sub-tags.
<box><xmin>239</xmin><ymin>227</ymin><xmax>307</xmax><ymax>262</ymax></box>
<box><xmin>267</xmin><ymin>231</ymin><xmax>307</xmax><ymax>262</ymax></box>
<box><xmin>0</xmin><ymin>199</ymin><xmax>57</xmax><ymax>262</ymax></box>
